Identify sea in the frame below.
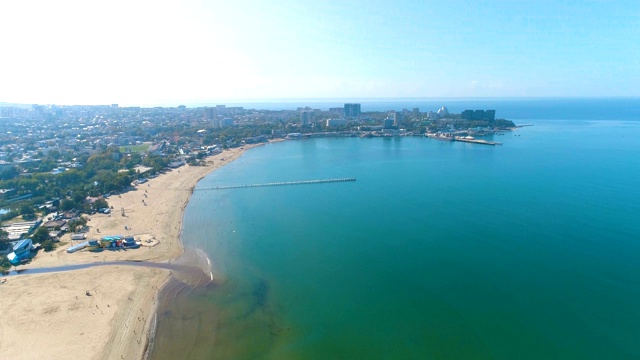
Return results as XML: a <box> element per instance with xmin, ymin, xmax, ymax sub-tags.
<box><xmin>149</xmin><ymin>98</ymin><xmax>640</xmax><ymax>360</ymax></box>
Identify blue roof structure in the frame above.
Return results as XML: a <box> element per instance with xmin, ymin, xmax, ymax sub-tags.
<box><xmin>13</xmin><ymin>239</ymin><xmax>33</xmax><ymax>253</ymax></box>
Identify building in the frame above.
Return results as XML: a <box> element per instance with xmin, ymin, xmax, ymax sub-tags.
<box><xmin>220</xmin><ymin>118</ymin><xmax>234</xmax><ymax>127</ymax></box>
<box><xmin>437</xmin><ymin>106</ymin><xmax>449</xmax><ymax>117</ymax></box>
<box><xmin>2</xmin><ymin>220</ymin><xmax>41</xmax><ymax>241</ymax></box>
<box><xmin>461</xmin><ymin>110</ymin><xmax>496</xmax><ymax>121</ymax></box>
<box><xmin>204</xmin><ymin>107</ymin><xmax>217</xmax><ymax>121</ymax></box>
<box><xmin>1</xmin><ymin>108</ymin><xmax>15</xmax><ymax>118</ymax></box>
<box><xmin>383</xmin><ymin>118</ymin><xmax>395</xmax><ymax>129</ymax></box>
<box><xmin>212</xmin><ymin>117</ymin><xmax>234</xmax><ymax>128</ymax></box>
<box><xmin>7</xmin><ymin>238</ymin><xmax>33</xmax><ymax>265</ymax></box>
<box><xmin>326</xmin><ymin>118</ymin><xmax>347</xmax><ymax>127</ymax></box>
<box><xmin>286</xmin><ymin>133</ymin><xmax>303</xmax><ymax>139</ymax></box>
<box><xmin>300</xmin><ymin>111</ymin><xmax>312</xmax><ymax>126</ymax></box>
<box><xmin>243</xmin><ymin>135</ymin><xmax>268</xmax><ymax>144</ymax></box>
<box><xmin>392</xmin><ymin>112</ymin><xmax>403</xmax><ymax>128</ymax></box>
<box><xmin>484</xmin><ymin>110</ymin><xmax>496</xmax><ymax>121</ymax></box>
<box><xmin>344</xmin><ymin>103</ymin><xmax>361</xmax><ymax>118</ymax></box>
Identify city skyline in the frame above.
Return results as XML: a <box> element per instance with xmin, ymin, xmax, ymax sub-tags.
<box><xmin>1</xmin><ymin>0</ymin><xmax>639</xmax><ymax>106</ymax></box>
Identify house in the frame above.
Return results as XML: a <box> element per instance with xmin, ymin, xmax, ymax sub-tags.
<box><xmin>43</xmin><ymin>219</ymin><xmax>66</xmax><ymax>230</ymax></box>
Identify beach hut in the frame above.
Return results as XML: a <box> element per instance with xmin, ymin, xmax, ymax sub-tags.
<box><xmin>86</xmin><ymin>240</ymin><xmax>103</xmax><ymax>251</ymax></box>
<box><xmin>71</xmin><ymin>233</ymin><xmax>86</xmax><ymax>241</ymax></box>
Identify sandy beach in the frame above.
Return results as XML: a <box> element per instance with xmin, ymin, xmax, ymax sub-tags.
<box><xmin>0</xmin><ymin>145</ymin><xmax>262</xmax><ymax>360</ymax></box>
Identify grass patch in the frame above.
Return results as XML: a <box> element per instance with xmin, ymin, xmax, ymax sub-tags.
<box><xmin>120</xmin><ymin>143</ymin><xmax>151</xmax><ymax>153</ymax></box>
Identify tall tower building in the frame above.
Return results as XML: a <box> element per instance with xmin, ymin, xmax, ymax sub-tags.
<box><xmin>204</xmin><ymin>107</ymin><xmax>217</xmax><ymax>120</ymax></box>
<box><xmin>393</xmin><ymin>112</ymin><xmax>403</xmax><ymax>128</ymax></box>
<box><xmin>204</xmin><ymin>107</ymin><xmax>219</xmax><ymax>127</ymax></box>
<box><xmin>344</xmin><ymin>103</ymin><xmax>361</xmax><ymax>118</ymax></box>
<box><xmin>300</xmin><ymin>111</ymin><xmax>311</xmax><ymax>126</ymax></box>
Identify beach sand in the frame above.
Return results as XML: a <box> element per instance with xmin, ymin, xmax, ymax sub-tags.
<box><xmin>0</xmin><ymin>145</ymin><xmax>263</xmax><ymax>360</ymax></box>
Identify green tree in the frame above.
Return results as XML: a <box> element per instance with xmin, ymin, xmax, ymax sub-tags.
<box><xmin>0</xmin><ymin>228</ymin><xmax>9</xmax><ymax>251</ymax></box>
<box><xmin>42</xmin><ymin>239</ymin><xmax>54</xmax><ymax>252</ymax></box>
<box><xmin>60</xmin><ymin>199</ymin><xmax>76</xmax><ymax>211</ymax></box>
<box><xmin>68</xmin><ymin>217</ymin><xmax>87</xmax><ymax>233</ymax></box>
<box><xmin>0</xmin><ymin>210</ymin><xmax>18</xmax><ymax>222</ymax></box>
<box><xmin>94</xmin><ymin>198</ymin><xmax>109</xmax><ymax>211</ymax></box>
<box><xmin>0</xmin><ymin>166</ymin><xmax>18</xmax><ymax>180</ymax></box>
<box><xmin>31</xmin><ymin>226</ymin><xmax>50</xmax><ymax>244</ymax></box>
<box><xmin>19</xmin><ymin>204</ymin><xmax>35</xmax><ymax>217</ymax></box>
<box><xmin>0</xmin><ymin>255</ymin><xmax>10</xmax><ymax>270</ymax></box>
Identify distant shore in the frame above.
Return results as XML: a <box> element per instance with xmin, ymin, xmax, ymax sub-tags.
<box><xmin>0</xmin><ymin>143</ymin><xmax>265</xmax><ymax>360</ymax></box>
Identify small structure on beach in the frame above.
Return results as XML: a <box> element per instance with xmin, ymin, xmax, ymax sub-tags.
<box><xmin>70</xmin><ymin>233</ymin><xmax>86</xmax><ymax>241</ymax></box>
<box><xmin>66</xmin><ymin>235</ymin><xmax>141</xmax><ymax>253</ymax></box>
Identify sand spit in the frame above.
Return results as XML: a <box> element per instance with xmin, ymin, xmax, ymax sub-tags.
<box><xmin>0</xmin><ymin>144</ymin><xmax>264</xmax><ymax>360</ymax></box>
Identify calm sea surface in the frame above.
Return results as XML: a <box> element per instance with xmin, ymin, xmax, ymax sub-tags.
<box><xmin>150</xmin><ymin>100</ymin><xmax>640</xmax><ymax>360</ymax></box>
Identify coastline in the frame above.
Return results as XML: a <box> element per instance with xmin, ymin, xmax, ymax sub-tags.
<box><xmin>0</xmin><ymin>143</ymin><xmax>267</xmax><ymax>360</ymax></box>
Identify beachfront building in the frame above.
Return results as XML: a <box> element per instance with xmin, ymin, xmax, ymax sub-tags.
<box><xmin>7</xmin><ymin>238</ymin><xmax>33</xmax><ymax>265</ymax></box>
<box><xmin>461</xmin><ymin>109</ymin><xmax>496</xmax><ymax>121</ymax></box>
<box><xmin>285</xmin><ymin>133</ymin><xmax>302</xmax><ymax>140</ymax></box>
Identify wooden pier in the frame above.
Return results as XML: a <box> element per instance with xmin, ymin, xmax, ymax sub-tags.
<box><xmin>197</xmin><ymin>177</ymin><xmax>356</xmax><ymax>190</ymax></box>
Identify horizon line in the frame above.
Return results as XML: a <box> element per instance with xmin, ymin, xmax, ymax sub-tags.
<box><xmin>1</xmin><ymin>96</ymin><xmax>639</xmax><ymax>108</ymax></box>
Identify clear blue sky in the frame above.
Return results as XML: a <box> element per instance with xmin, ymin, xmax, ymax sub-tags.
<box><xmin>1</xmin><ymin>0</ymin><xmax>638</xmax><ymax>105</ymax></box>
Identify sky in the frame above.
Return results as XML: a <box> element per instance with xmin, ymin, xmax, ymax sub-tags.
<box><xmin>0</xmin><ymin>0</ymin><xmax>639</xmax><ymax>105</ymax></box>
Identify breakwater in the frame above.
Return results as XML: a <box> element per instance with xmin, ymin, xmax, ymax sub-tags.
<box><xmin>196</xmin><ymin>177</ymin><xmax>356</xmax><ymax>190</ymax></box>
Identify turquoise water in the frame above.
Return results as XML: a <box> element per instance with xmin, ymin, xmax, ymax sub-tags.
<box><xmin>151</xmin><ymin>119</ymin><xmax>640</xmax><ymax>359</ymax></box>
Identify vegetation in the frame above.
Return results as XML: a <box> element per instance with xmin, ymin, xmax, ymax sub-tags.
<box><xmin>42</xmin><ymin>239</ymin><xmax>54</xmax><ymax>252</ymax></box>
<box><xmin>0</xmin><ymin>146</ymin><xmax>139</xmax><ymax>214</ymax></box>
<box><xmin>0</xmin><ymin>211</ymin><xmax>18</xmax><ymax>223</ymax></box>
<box><xmin>0</xmin><ymin>255</ymin><xmax>10</xmax><ymax>270</ymax></box>
<box><xmin>31</xmin><ymin>226</ymin><xmax>50</xmax><ymax>244</ymax></box>
<box><xmin>19</xmin><ymin>204</ymin><xmax>36</xmax><ymax>220</ymax></box>
<box><xmin>68</xmin><ymin>217</ymin><xmax>88</xmax><ymax>233</ymax></box>
<box><xmin>119</xmin><ymin>143</ymin><xmax>151</xmax><ymax>153</ymax></box>
<box><xmin>0</xmin><ymin>228</ymin><xmax>9</xmax><ymax>251</ymax></box>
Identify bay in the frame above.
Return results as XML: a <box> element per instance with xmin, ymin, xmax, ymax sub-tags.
<box><xmin>150</xmin><ymin>105</ymin><xmax>640</xmax><ymax>359</ymax></box>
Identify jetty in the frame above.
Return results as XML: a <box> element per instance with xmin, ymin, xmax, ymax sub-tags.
<box><xmin>454</xmin><ymin>137</ymin><xmax>502</xmax><ymax>146</ymax></box>
<box><xmin>197</xmin><ymin>177</ymin><xmax>356</xmax><ymax>190</ymax></box>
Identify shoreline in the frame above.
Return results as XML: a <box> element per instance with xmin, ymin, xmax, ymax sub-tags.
<box><xmin>0</xmin><ymin>142</ymin><xmax>269</xmax><ymax>360</ymax></box>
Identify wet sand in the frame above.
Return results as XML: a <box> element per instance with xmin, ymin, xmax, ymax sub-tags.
<box><xmin>0</xmin><ymin>144</ymin><xmax>265</xmax><ymax>360</ymax></box>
